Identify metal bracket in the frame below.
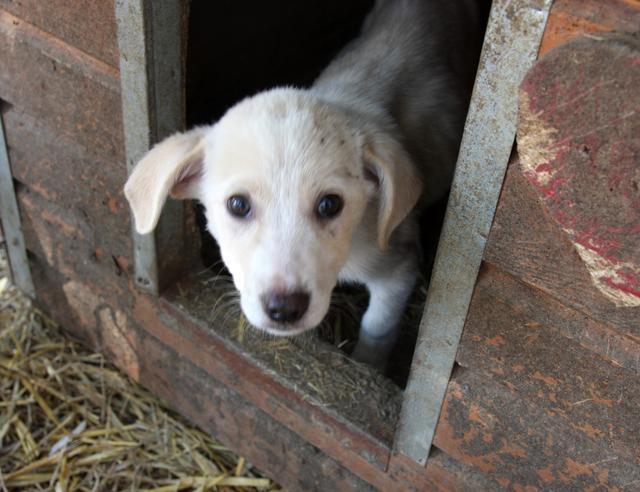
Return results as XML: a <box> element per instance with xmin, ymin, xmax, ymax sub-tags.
<box><xmin>0</xmin><ymin>113</ymin><xmax>35</xmax><ymax>298</ymax></box>
<box><xmin>115</xmin><ymin>0</ymin><xmax>189</xmax><ymax>294</ymax></box>
<box><xmin>394</xmin><ymin>0</ymin><xmax>553</xmax><ymax>465</ymax></box>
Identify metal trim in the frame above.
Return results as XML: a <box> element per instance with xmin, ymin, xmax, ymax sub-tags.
<box><xmin>115</xmin><ymin>0</ymin><xmax>187</xmax><ymax>294</ymax></box>
<box><xmin>394</xmin><ymin>0</ymin><xmax>553</xmax><ymax>465</ymax></box>
<box><xmin>0</xmin><ymin>114</ymin><xmax>35</xmax><ymax>298</ymax></box>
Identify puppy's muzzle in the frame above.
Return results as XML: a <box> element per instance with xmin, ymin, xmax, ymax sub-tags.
<box><xmin>261</xmin><ymin>291</ymin><xmax>310</xmax><ymax>325</ymax></box>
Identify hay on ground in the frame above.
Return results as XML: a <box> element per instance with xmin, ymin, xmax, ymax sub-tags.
<box><xmin>0</xmin><ymin>276</ymin><xmax>279</xmax><ymax>491</ymax></box>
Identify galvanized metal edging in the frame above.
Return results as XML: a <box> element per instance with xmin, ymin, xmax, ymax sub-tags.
<box><xmin>394</xmin><ymin>0</ymin><xmax>553</xmax><ymax>465</ymax></box>
<box><xmin>0</xmin><ymin>114</ymin><xmax>35</xmax><ymax>298</ymax></box>
<box><xmin>115</xmin><ymin>0</ymin><xmax>186</xmax><ymax>295</ymax></box>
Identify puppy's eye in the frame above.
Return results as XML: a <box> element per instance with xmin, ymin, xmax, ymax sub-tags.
<box><xmin>227</xmin><ymin>195</ymin><xmax>251</xmax><ymax>218</ymax></box>
<box><xmin>316</xmin><ymin>194</ymin><xmax>343</xmax><ymax>219</ymax></box>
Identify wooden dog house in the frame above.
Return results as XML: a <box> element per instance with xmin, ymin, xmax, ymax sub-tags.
<box><xmin>1</xmin><ymin>0</ymin><xmax>639</xmax><ymax>489</ymax></box>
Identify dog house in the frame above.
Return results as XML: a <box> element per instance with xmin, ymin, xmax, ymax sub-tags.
<box><xmin>1</xmin><ymin>0</ymin><xmax>639</xmax><ymax>489</ymax></box>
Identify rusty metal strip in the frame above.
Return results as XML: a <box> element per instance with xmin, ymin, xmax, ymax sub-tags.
<box><xmin>395</xmin><ymin>0</ymin><xmax>552</xmax><ymax>465</ymax></box>
<box><xmin>0</xmin><ymin>114</ymin><xmax>35</xmax><ymax>297</ymax></box>
<box><xmin>115</xmin><ymin>0</ymin><xmax>186</xmax><ymax>294</ymax></box>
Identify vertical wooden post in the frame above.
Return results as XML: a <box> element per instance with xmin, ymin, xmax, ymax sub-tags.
<box><xmin>115</xmin><ymin>0</ymin><xmax>195</xmax><ymax>294</ymax></box>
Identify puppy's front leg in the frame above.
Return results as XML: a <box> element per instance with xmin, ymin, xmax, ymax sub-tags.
<box><xmin>352</xmin><ymin>255</ymin><xmax>418</xmax><ymax>371</ymax></box>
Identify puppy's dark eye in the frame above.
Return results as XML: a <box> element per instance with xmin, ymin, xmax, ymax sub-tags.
<box><xmin>316</xmin><ymin>194</ymin><xmax>343</xmax><ymax>219</ymax></box>
<box><xmin>227</xmin><ymin>195</ymin><xmax>251</xmax><ymax>218</ymax></box>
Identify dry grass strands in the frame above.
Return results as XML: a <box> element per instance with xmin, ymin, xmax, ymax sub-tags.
<box><xmin>0</xmin><ymin>278</ymin><xmax>278</xmax><ymax>491</ymax></box>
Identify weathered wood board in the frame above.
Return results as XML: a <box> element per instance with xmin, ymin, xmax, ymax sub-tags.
<box><xmin>0</xmin><ymin>0</ymin><xmax>119</xmax><ymax>67</ymax></box>
<box><xmin>459</xmin><ymin>265</ymin><xmax>640</xmax><ymax>467</ymax></box>
<box><xmin>519</xmin><ymin>33</ymin><xmax>640</xmax><ymax>308</ymax></box>
<box><xmin>435</xmin><ymin>370</ymin><xmax>640</xmax><ymax>490</ymax></box>
<box><xmin>4</xmin><ymin>107</ymin><xmax>131</xmax><ymax>262</ymax></box>
<box><xmin>0</xmin><ymin>9</ymin><xmax>123</xmax><ymax>163</ymax></box>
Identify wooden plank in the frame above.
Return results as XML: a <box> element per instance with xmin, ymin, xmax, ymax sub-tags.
<box><xmin>115</xmin><ymin>0</ymin><xmax>195</xmax><ymax>294</ymax></box>
<box><xmin>458</xmin><ymin>264</ymin><xmax>640</xmax><ymax>464</ymax></box>
<box><xmin>3</xmin><ymin>106</ymin><xmax>131</xmax><ymax>255</ymax></box>
<box><xmin>0</xmin><ymin>9</ymin><xmax>123</xmax><ymax>164</ymax></box>
<box><xmin>0</xmin><ymin>0</ymin><xmax>119</xmax><ymax>67</ymax></box>
<box><xmin>17</xmin><ymin>185</ymin><xmax>132</xmax><ymax>284</ymax></box>
<box><xmin>391</xmin><ymin>450</ymin><xmax>503</xmax><ymax>492</ymax></box>
<box><xmin>434</xmin><ymin>370</ymin><xmax>640</xmax><ymax>490</ymax></box>
<box><xmin>484</xmin><ymin>160</ymin><xmax>640</xmax><ymax>341</ymax></box>
<box><xmin>540</xmin><ymin>0</ymin><xmax>640</xmax><ymax>56</ymax></box>
<box><xmin>473</xmin><ymin>264</ymin><xmax>639</xmax><ymax>374</ymax></box>
<box><xmin>143</xmin><ymin>294</ymin><xmax>396</xmax><ymax>475</ymax></box>
<box><xmin>123</xmin><ymin>325</ymin><xmax>381</xmax><ymax>492</ymax></box>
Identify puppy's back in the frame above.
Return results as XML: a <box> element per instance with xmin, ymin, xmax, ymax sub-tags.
<box><xmin>313</xmin><ymin>0</ymin><xmax>482</xmax><ymax>202</ymax></box>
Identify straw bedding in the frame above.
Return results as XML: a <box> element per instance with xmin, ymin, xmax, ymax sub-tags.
<box><xmin>0</xmin><ymin>267</ymin><xmax>279</xmax><ymax>491</ymax></box>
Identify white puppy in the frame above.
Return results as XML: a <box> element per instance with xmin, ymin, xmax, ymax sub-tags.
<box><xmin>125</xmin><ymin>0</ymin><xmax>480</xmax><ymax>369</ymax></box>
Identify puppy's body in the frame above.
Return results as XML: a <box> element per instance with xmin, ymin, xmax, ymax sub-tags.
<box><xmin>314</xmin><ymin>0</ymin><xmax>479</xmax><ymax>200</ymax></box>
<box><xmin>315</xmin><ymin>0</ymin><xmax>479</xmax><ymax>364</ymax></box>
<box><xmin>124</xmin><ymin>0</ymin><xmax>480</xmax><ymax>369</ymax></box>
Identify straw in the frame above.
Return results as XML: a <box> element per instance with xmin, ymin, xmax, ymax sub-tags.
<box><xmin>0</xmin><ymin>272</ymin><xmax>279</xmax><ymax>491</ymax></box>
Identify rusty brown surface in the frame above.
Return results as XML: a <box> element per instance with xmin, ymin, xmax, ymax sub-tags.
<box><xmin>471</xmin><ymin>262</ymin><xmax>639</xmax><ymax>375</ymax></box>
<box><xmin>458</xmin><ymin>264</ymin><xmax>640</xmax><ymax>465</ymax></box>
<box><xmin>434</xmin><ymin>370</ymin><xmax>640</xmax><ymax>490</ymax></box>
<box><xmin>540</xmin><ymin>0</ymin><xmax>640</xmax><ymax>56</ymax></box>
<box><xmin>0</xmin><ymin>0</ymin><xmax>119</xmax><ymax>67</ymax></box>
<box><xmin>391</xmin><ymin>450</ymin><xmax>500</xmax><ymax>492</ymax></box>
<box><xmin>0</xmin><ymin>9</ymin><xmax>123</xmax><ymax>164</ymax></box>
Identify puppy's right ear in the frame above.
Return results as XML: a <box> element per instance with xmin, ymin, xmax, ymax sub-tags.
<box><xmin>124</xmin><ymin>127</ymin><xmax>207</xmax><ymax>234</ymax></box>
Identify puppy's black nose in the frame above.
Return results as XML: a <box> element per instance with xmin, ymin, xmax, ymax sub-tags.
<box><xmin>262</xmin><ymin>291</ymin><xmax>310</xmax><ymax>324</ymax></box>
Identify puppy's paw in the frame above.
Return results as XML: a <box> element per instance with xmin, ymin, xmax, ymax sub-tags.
<box><xmin>351</xmin><ymin>333</ymin><xmax>395</xmax><ymax>373</ymax></box>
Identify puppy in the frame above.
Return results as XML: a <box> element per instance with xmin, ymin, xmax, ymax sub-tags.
<box><xmin>124</xmin><ymin>0</ymin><xmax>480</xmax><ymax>369</ymax></box>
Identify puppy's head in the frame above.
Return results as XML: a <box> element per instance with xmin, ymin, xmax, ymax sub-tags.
<box><xmin>125</xmin><ymin>88</ymin><xmax>421</xmax><ymax>335</ymax></box>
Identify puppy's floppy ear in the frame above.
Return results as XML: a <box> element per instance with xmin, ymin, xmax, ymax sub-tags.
<box><xmin>363</xmin><ymin>134</ymin><xmax>423</xmax><ymax>250</ymax></box>
<box><xmin>124</xmin><ymin>127</ymin><xmax>207</xmax><ymax>234</ymax></box>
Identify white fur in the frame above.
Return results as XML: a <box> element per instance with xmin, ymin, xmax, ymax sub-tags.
<box><xmin>124</xmin><ymin>0</ymin><xmax>479</xmax><ymax>370</ymax></box>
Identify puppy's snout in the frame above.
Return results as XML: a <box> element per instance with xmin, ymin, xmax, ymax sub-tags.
<box><xmin>262</xmin><ymin>291</ymin><xmax>310</xmax><ymax>324</ymax></box>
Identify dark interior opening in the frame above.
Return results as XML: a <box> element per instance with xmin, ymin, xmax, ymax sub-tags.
<box><xmin>183</xmin><ymin>0</ymin><xmax>491</xmax><ymax>393</ymax></box>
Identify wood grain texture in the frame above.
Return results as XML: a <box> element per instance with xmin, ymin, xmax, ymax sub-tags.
<box><xmin>0</xmin><ymin>9</ymin><xmax>123</xmax><ymax>164</ymax></box>
<box><xmin>458</xmin><ymin>264</ymin><xmax>640</xmax><ymax>465</ymax></box>
<box><xmin>4</xmin><ymin>106</ymin><xmax>130</xmax><ymax>256</ymax></box>
<box><xmin>0</xmin><ymin>0</ymin><xmax>119</xmax><ymax>67</ymax></box>
<box><xmin>485</xmin><ymin>160</ymin><xmax>640</xmax><ymax>341</ymax></box>
<box><xmin>17</xmin><ymin>185</ymin><xmax>132</xmax><ymax>285</ymax></box>
<box><xmin>540</xmin><ymin>0</ymin><xmax>640</xmax><ymax>56</ymax></box>
<box><xmin>434</xmin><ymin>370</ymin><xmax>640</xmax><ymax>490</ymax></box>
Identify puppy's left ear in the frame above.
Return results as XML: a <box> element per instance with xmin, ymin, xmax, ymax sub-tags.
<box><xmin>363</xmin><ymin>134</ymin><xmax>423</xmax><ymax>250</ymax></box>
